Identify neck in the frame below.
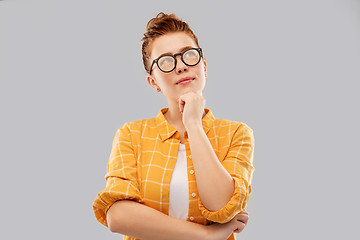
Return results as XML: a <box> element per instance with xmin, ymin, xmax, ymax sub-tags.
<box><xmin>164</xmin><ymin>99</ymin><xmax>206</xmax><ymax>128</ymax></box>
<box><xmin>164</xmin><ymin>100</ymin><xmax>184</xmax><ymax>127</ymax></box>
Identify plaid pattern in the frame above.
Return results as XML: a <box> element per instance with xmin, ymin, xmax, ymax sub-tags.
<box><xmin>92</xmin><ymin>107</ymin><xmax>255</xmax><ymax>240</ymax></box>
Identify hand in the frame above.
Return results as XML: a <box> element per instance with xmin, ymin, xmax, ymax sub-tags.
<box><xmin>176</xmin><ymin>92</ymin><xmax>205</xmax><ymax>129</ymax></box>
<box><xmin>205</xmin><ymin>210</ymin><xmax>250</xmax><ymax>240</ymax></box>
<box><xmin>231</xmin><ymin>210</ymin><xmax>249</xmax><ymax>234</ymax></box>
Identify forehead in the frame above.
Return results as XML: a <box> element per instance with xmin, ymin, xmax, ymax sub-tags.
<box><xmin>150</xmin><ymin>32</ymin><xmax>197</xmax><ymax>59</ymax></box>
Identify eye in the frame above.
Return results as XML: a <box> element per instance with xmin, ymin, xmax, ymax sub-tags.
<box><xmin>158</xmin><ymin>56</ymin><xmax>175</xmax><ymax>71</ymax></box>
<box><xmin>159</xmin><ymin>56</ymin><xmax>173</xmax><ymax>65</ymax></box>
<box><xmin>184</xmin><ymin>49</ymin><xmax>197</xmax><ymax>58</ymax></box>
<box><xmin>183</xmin><ymin>49</ymin><xmax>200</xmax><ymax>65</ymax></box>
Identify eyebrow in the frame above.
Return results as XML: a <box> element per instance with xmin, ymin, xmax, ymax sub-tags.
<box><xmin>157</xmin><ymin>46</ymin><xmax>194</xmax><ymax>58</ymax></box>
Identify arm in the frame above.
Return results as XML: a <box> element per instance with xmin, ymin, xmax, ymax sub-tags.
<box><xmin>94</xmin><ymin>121</ymin><xmax>249</xmax><ymax>238</ymax></box>
<box><xmin>187</xmin><ymin>125</ymin><xmax>235</xmax><ymax>211</ymax></box>
<box><xmin>187</xmin><ymin>123</ymin><xmax>255</xmax><ymax>224</ymax></box>
<box><xmin>92</xmin><ymin>123</ymin><xmax>143</xmax><ymax>227</ymax></box>
<box><xmin>107</xmin><ymin>200</ymin><xmax>209</xmax><ymax>240</ymax></box>
<box><xmin>107</xmin><ymin>200</ymin><xmax>247</xmax><ymax>240</ymax></box>
<box><xmin>93</xmin><ymin>124</ymin><xmax>233</xmax><ymax>239</ymax></box>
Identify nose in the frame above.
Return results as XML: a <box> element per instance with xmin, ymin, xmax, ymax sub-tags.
<box><xmin>175</xmin><ymin>55</ymin><xmax>188</xmax><ymax>74</ymax></box>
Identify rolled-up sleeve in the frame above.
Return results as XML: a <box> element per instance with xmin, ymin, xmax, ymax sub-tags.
<box><xmin>92</xmin><ymin>122</ymin><xmax>142</xmax><ymax>227</ymax></box>
<box><xmin>198</xmin><ymin>123</ymin><xmax>255</xmax><ymax>223</ymax></box>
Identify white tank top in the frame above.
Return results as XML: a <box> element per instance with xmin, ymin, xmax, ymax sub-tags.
<box><xmin>168</xmin><ymin>143</ymin><xmax>189</xmax><ymax>220</ymax></box>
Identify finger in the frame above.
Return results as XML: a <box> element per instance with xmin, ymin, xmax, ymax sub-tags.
<box><xmin>180</xmin><ymin>101</ymin><xmax>185</xmax><ymax>113</ymax></box>
<box><xmin>235</xmin><ymin>212</ymin><xmax>248</xmax><ymax>218</ymax></box>
<box><xmin>235</xmin><ymin>212</ymin><xmax>248</xmax><ymax>221</ymax></box>
<box><xmin>237</xmin><ymin>213</ymin><xmax>249</xmax><ymax>220</ymax></box>
<box><xmin>233</xmin><ymin>221</ymin><xmax>246</xmax><ymax>233</ymax></box>
<box><xmin>177</xmin><ymin>98</ymin><xmax>184</xmax><ymax>113</ymax></box>
<box><xmin>236</xmin><ymin>214</ymin><xmax>249</xmax><ymax>224</ymax></box>
<box><xmin>234</xmin><ymin>227</ymin><xmax>243</xmax><ymax>234</ymax></box>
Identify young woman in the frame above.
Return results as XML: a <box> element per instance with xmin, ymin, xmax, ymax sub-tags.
<box><xmin>92</xmin><ymin>12</ymin><xmax>255</xmax><ymax>240</ymax></box>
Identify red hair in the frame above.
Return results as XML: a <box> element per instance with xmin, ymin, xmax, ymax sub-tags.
<box><xmin>141</xmin><ymin>12</ymin><xmax>200</xmax><ymax>74</ymax></box>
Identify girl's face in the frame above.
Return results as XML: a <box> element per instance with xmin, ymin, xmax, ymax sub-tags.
<box><xmin>147</xmin><ymin>32</ymin><xmax>207</xmax><ymax>102</ymax></box>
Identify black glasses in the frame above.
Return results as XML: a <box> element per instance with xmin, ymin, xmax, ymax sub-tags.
<box><xmin>149</xmin><ymin>47</ymin><xmax>203</xmax><ymax>75</ymax></box>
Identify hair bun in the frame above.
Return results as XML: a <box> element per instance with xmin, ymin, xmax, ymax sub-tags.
<box><xmin>146</xmin><ymin>12</ymin><xmax>182</xmax><ymax>32</ymax></box>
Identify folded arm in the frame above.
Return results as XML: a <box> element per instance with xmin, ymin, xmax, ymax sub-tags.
<box><xmin>92</xmin><ymin>123</ymin><xmax>219</xmax><ymax>239</ymax></box>
<box><xmin>107</xmin><ymin>200</ymin><xmax>208</xmax><ymax>240</ymax></box>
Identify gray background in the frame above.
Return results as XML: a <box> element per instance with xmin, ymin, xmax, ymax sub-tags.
<box><xmin>1</xmin><ymin>0</ymin><xmax>359</xmax><ymax>239</ymax></box>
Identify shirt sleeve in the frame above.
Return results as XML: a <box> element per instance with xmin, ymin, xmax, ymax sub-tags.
<box><xmin>92</xmin><ymin>122</ymin><xmax>143</xmax><ymax>227</ymax></box>
<box><xmin>198</xmin><ymin>123</ymin><xmax>255</xmax><ymax>223</ymax></box>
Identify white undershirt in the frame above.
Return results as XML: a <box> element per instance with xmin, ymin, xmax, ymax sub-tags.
<box><xmin>169</xmin><ymin>143</ymin><xmax>189</xmax><ymax>220</ymax></box>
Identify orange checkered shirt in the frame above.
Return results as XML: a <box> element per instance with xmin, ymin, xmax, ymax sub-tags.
<box><xmin>92</xmin><ymin>107</ymin><xmax>255</xmax><ymax>240</ymax></box>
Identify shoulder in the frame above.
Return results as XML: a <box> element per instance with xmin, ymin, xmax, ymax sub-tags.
<box><xmin>213</xmin><ymin>118</ymin><xmax>254</xmax><ymax>134</ymax></box>
<box><xmin>117</xmin><ymin>116</ymin><xmax>158</xmax><ymax>132</ymax></box>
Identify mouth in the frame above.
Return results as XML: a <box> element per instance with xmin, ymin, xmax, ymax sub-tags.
<box><xmin>176</xmin><ymin>77</ymin><xmax>194</xmax><ymax>85</ymax></box>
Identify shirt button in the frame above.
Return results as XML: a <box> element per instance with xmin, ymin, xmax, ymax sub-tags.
<box><xmin>189</xmin><ymin>216</ymin><xmax>194</xmax><ymax>221</ymax></box>
<box><xmin>192</xmin><ymin>193</ymin><xmax>197</xmax><ymax>198</ymax></box>
<box><xmin>189</xmin><ymin>155</ymin><xmax>192</xmax><ymax>159</ymax></box>
<box><xmin>190</xmin><ymin>170</ymin><xmax>194</xmax><ymax>174</ymax></box>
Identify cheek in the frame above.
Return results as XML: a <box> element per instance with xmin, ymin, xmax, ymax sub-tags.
<box><xmin>195</xmin><ymin>65</ymin><xmax>206</xmax><ymax>77</ymax></box>
<box><xmin>154</xmin><ymin>76</ymin><xmax>173</xmax><ymax>89</ymax></box>
<box><xmin>197</xmin><ymin>61</ymin><xmax>206</xmax><ymax>73</ymax></box>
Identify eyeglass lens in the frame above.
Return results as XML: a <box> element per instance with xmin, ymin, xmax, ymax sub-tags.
<box><xmin>158</xmin><ymin>49</ymin><xmax>200</xmax><ymax>72</ymax></box>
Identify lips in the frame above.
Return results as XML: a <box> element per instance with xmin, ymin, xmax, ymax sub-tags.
<box><xmin>176</xmin><ymin>77</ymin><xmax>194</xmax><ymax>84</ymax></box>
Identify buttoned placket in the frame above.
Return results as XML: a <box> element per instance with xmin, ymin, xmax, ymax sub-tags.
<box><xmin>156</xmin><ymin>108</ymin><xmax>215</xmax><ymax>223</ymax></box>
<box><xmin>182</xmin><ymin>137</ymin><xmax>199</xmax><ymax>222</ymax></box>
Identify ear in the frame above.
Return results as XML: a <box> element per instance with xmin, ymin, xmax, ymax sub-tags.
<box><xmin>147</xmin><ymin>75</ymin><xmax>161</xmax><ymax>92</ymax></box>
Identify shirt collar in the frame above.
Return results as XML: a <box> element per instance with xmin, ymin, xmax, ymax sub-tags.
<box><xmin>155</xmin><ymin>107</ymin><xmax>215</xmax><ymax>142</ymax></box>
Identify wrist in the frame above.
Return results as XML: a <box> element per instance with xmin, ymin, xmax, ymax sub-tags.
<box><xmin>203</xmin><ymin>221</ymin><xmax>234</xmax><ymax>240</ymax></box>
<box><xmin>185</xmin><ymin>123</ymin><xmax>203</xmax><ymax>134</ymax></box>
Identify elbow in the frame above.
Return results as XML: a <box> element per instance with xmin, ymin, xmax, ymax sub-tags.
<box><xmin>106</xmin><ymin>201</ymin><xmax>126</xmax><ymax>233</ymax></box>
<box><xmin>108</xmin><ymin>221</ymin><xmax>117</xmax><ymax>233</ymax></box>
<box><xmin>107</xmin><ymin>211</ymin><xmax>122</xmax><ymax>233</ymax></box>
<box><xmin>107</xmin><ymin>215</ymin><xmax>121</xmax><ymax>233</ymax></box>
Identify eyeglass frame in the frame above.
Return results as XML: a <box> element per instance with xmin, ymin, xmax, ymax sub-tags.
<box><xmin>149</xmin><ymin>47</ymin><xmax>203</xmax><ymax>75</ymax></box>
